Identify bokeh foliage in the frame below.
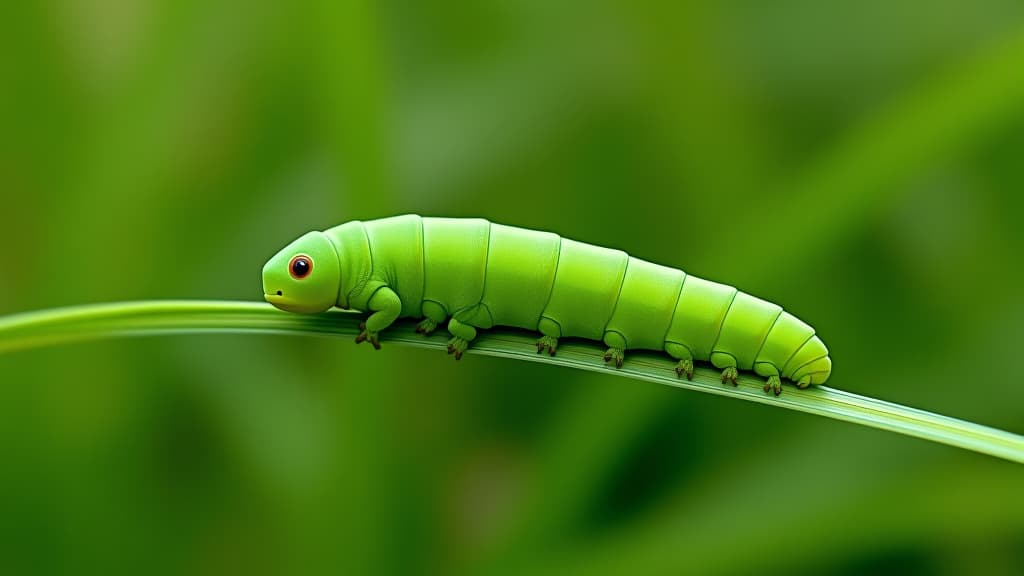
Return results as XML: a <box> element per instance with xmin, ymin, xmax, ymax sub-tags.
<box><xmin>2</xmin><ymin>0</ymin><xmax>1024</xmax><ymax>574</ymax></box>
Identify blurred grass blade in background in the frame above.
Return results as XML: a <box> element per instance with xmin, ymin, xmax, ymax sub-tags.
<box><xmin>2</xmin><ymin>300</ymin><xmax>1021</xmax><ymax>464</ymax></box>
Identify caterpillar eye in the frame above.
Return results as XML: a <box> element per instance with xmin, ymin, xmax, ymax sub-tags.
<box><xmin>289</xmin><ymin>255</ymin><xmax>313</xmax><ymax>279</ymax></box>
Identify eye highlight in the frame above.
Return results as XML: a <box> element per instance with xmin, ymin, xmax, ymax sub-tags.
<box><xmin>289</xmin><ymin>255</ymin><xmax>313</xmax><ymax>279</ymax></box>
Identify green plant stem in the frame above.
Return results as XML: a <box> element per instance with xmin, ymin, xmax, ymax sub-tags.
<box><xmin>1</xmin><ymin>300</ymin><xmax>1021</xmax><ymax>463</ymax></box>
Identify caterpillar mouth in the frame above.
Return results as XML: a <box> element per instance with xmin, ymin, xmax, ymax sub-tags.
<box><xmin>264</xmin><ymin>292</ymin><xmax>291</xmax><ymax>307</ymax></box>
<box><xmin>264</xmin><ymin>292</ymin><xmax>329</xmax><ymax>314</ymax></box>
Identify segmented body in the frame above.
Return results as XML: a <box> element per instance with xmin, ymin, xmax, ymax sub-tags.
<box><xmin>323</xmin><ymin>215</ymin><xmax>831</xmax><ymax>389</ymax></box>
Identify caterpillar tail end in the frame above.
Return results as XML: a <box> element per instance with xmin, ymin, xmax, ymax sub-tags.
<box><xmin>787</xmin><ymin>335</ymin><xmax>832</xmax><ymax>387</ymax></box>
<box><xmin>793</xmin><ymin>355</ymin><xmax>831</xmax><ymax>387</ymax></box>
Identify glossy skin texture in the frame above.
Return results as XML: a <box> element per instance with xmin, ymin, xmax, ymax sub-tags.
<box><xmin>262</xmin><ymin>231</ymin><xmax>340</xmax><ymax>314</ymax></box>
<box><xmin>262</xmin><ymin>215</ymin><xmax>831</xmax><ymax>393</ymax></box>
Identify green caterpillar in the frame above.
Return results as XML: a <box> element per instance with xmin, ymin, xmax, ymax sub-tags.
<box><xmin>262</xmin><ymin>215</ymin><xmax>831</xmax><ymax>395</ymax></box>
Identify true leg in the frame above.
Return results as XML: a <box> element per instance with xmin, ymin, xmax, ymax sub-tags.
<box><xmin>710</xmin><ymin>351</ymin><xmax>739</xmax><ymax>386</ymax></box>
<box><xmin>355</xmin><ymin>287</ymin><xmax>403</xmax><ymax>350</ymax></box>
<box><xmin>664</xmin><ymin>342</ymin><xmax>694</xmax><ymax>380</ymax></box>
<box><xmin>446</xmin><ymin>318</ymin><xmax>477</xmax><ymax>360</ymax></box>
<box><xmin>416</xmin><ymin>301</ymin><xmax>447</xmax><ymax>336</ymax></box>
<box><xmin>602</xmin><ymin>331</ymin><xmax>626</xmax><ymax>368</ymax></box>
<box><xmin>536</xmin><ymin>317</ymin><xmax>561</xmax><ymax>356</ymax></box>
<box><xmin>754</xmin><ymin>362</ymin><xmax>783</xmax><ymax>396</ymax></box>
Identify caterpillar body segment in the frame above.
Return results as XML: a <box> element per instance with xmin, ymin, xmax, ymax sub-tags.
<box><xmin>262</xmin><ymin>215</ymin><xmax>831</xmax><ymax>393</ymax></box>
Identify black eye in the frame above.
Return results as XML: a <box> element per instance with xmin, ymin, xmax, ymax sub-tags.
<box><xmin>289</xmin><ymin>255</ymin><xmax>312</xmax><ymax>279</ymax></box>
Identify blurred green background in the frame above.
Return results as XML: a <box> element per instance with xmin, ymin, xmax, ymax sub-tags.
<box><xmin>2</xmin><ymin>0</ymin><xmax>1024</xmax><ymax>574</ymax></box>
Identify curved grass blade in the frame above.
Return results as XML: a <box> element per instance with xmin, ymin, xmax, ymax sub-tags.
<box><xmin>1</xmin><ymin>300</ymin><xmax>1021</xmax><ymax>463</ymax></box>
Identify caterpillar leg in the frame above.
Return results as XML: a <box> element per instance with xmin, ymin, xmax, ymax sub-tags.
<box><xmin>355</xmin><ymin>288</ymin><xmax>402</xmax><ymax>350</ymax></box>
<box><xmin>664</xmin><ymin>342</ymin><xmax>694</xmax><ymax>380</ymax></box>
<box><xmin>536</xmin><ymin>336</ymin><xmax>558</xmax><ymax>355</ymax></box>
<box><xmin>720</xmin><ymin>367</ymin><xmax>738</xmax><ymax>385</ymax></box>
<box><xmin>710</xmin><ymin>352</ymin><xmax>739</xmax><ymax>386</ymax></box>
<box><xmin>603</xmin><ymin>348</ymin><xmax>624</xmax><ymax>368</ymax></box>
<box><xmin>536</xmin><ymin>317</ymin><xmax>560</xmax><ymax>356</ymax></box>
<box><xmin>602</xmin><ymin>331</ymin><xmax>626</xmax><ymax>368</ymax></box>
<box><xmin>417</xmin><ymin>301</ymin><xmax>447</xmax><ymax>336</ymax></box>
<box><xmin>446</xmin><ymin>318</ymin><xmax>477</xmax><ymax>360</ymax></box>
<box><xmin>796</xmin><ymin>375</ymin><xmax>812</xmax><ymax>389</ymax></box>
<box><xmin>415</xmin><ymin>318</ymin><xmax>438</xmax><ymax>335</ymax></box>
<box><xmin>356</xmin><ymin>322</ymin><xmax>378</xmax><ymax>348</ymax></box>
<box><xmin>754</xmin><ymin>362</ymin><xmax>784</xmax><ymax>396</ymax></box>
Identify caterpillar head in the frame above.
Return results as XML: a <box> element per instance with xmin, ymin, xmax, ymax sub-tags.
<box><xmin>262</xmin><ymin>231</ymin><xmax>341</xmax><ymax>313</ymax></box>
